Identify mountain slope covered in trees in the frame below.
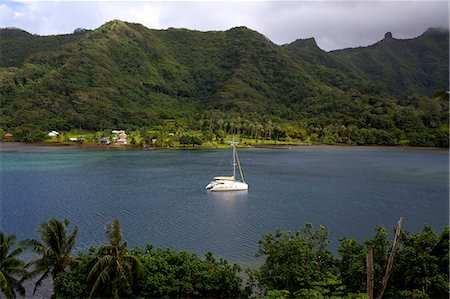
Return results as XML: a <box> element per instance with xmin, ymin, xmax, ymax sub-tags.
<box><xmin>0</xmin><ymin>20</ymin><xmax>448</xmax><ymax>146</ymax></box>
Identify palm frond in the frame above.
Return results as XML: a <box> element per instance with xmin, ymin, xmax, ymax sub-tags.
<box><xmin>32</xmin><ymin>268</ymin><xmax>50</xmax><ymax>295</ymax></box>
<box><xmin>124</xmin><ymin>255</ymin><xmax>145</xmax><ymax>277</ymax></box>
<box><xmin>64</xmin><ymin>226</ymin><xmax>78</xmax><ymax>255</ymax></box>
<box><xmin>15</xmin><ymin>282</ymin><xmax>25</xmax><ymax>297</ymax></box>
<box><xmin>22</xmin><ymin>264</ymin><xmax>49</xmax><ymax>281</ymax></box>
<box><xmin>87</xmin><ymin>255</ymin><xmax>113</xmax><ymax>282</ymax></box>
<box><xmin>47</xmin><ymin>220</ymin><xmax>62</xmax><ymax>252</ymax></box>
<box><xmin>23</xmin><ymin>239</ymin><xmax>46</xmax><ymax>254</ymax></box>
<box><xmin>7</xmin><ymin>247</ymin><xmax>23</xmax><ymax>259</ymax></box>
<box><xmin>0</xmin><ymin>233</ymin><xmax>28</xmax><ymax>299</ymax></box>
<box><xmin>106</xmin><ymin>219</ymin><xmax>122</xmax><ymax>248</ymax></box>
<box><xmin>6</xmin><ymin>265</ymin><xmax>27</xmax><ymax>278</ymax></box>
<box><xmin>0</xmin><ymin>271</ymin><xmax>14</xmax><ymax>299</ymax></box>
<box><xmin>89</xmin><ymin>265</ymin><xmax>111</xmax><ymax>298</ymax></box>
<box><xmin>0</xmin><ymin>233</ymin><xmax>15</xmax><ymax>258</ymax></box>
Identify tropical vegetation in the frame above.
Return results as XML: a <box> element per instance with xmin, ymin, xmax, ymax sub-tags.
<box><xmin>86</xmin><ymin>219</ymin><xmax>143</xmax><ymax>298</ymax></box>
<box><xmin>0</xmin><ymin>21</ymin><xmax>448</xmax><ymax>147</ymax></box>
<box><xmin>0</xmin><ymin>233</ymin><xmax>27</xmax><ymax>298</ymax></box>
<box><xmin>23</xmin><ymin>218</ymin><xmax>78</xmax><ymax>294</ymax></box>
<box><xmin>1</xmin><ymin>217</ymin><xmax>448</xmax><ymax>298</ymax></box>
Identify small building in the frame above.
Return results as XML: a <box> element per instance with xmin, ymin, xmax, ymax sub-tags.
<box><xmin>97</xmin><ymin>137</ymin><xmax>110</xmax><ymax>144</ymax></box>
<box><xmin>48</xmin><ymin>131</ymin><xmax>59</xmax><ymax>137</ymax></box>
<box><xmin>117</xmin><ymin>138</ymin><xmax>127</xmax><ymax>144</ymax></box>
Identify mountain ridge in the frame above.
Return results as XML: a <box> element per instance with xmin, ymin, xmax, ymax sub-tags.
<box><xmin>2</xmin><ymin>22</ymin><xmax>448</xmax><ymax>53</ymax></box>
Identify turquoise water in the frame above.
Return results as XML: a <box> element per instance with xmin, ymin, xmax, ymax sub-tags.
<box><xmin>0</xmin><ymin>143</ymin><xmax>448</xmax><ymax>265</ymax></box>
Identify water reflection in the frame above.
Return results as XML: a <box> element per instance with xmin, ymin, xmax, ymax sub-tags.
<box><xmin>208</xmin><ymin>191</ymin><xmax>248</xmax><ymax>219</ymax></box>
<box><xmin>208</xmin><ymin>190</ymin><xmax>248</xmax><ymax>202</ymax></box>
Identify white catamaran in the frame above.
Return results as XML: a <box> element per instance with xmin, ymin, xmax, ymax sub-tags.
<box><xmin>205</xmin><ymin>142</ymin><xmax>248</xmax><ymax>192</ymax></box>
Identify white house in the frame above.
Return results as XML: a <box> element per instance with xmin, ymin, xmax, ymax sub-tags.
<box><xmin>48</xmin><ymin>131</ymin><xmax>59</xmax><ymax>137</ymax></box>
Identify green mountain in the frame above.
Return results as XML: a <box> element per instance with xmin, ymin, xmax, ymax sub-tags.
<box><xmin>283</xmin><ymin>29</ymin><xmax>449</xmax><ymax>96</ymax></box>
<box><xmin>0</xmin><ymin>20</ymin><xmax>448</xmax><ymax>146</ymax></box>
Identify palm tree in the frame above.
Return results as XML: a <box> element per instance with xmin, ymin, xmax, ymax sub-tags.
<box><xmin>24</xmin><ymin>218</ymin><xmax>78</xmax><ymax>294</ymax></box>
<box><xmin>0</xmin><ymin>232</ymin><xmax>27</xmax><ymax>298</ymax></box>
<box><xmin>88</xmin><ymin>219</ymin><xmax>144</xmax><ymax>298</ymax></box>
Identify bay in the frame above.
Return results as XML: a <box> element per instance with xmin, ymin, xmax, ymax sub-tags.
<box><xmin>0</xmin><ymin>143</ymin><xmax>448</xmax><ymax>266</ymax></box>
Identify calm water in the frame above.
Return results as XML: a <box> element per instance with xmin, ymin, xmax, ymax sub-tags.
<box><xmin>0</xmin><ymin>143</ymin><xmax>448</xmax><ymax>265</ymax></box>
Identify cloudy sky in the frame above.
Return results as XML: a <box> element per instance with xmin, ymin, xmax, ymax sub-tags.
<box><xmin>1</xmin><ymin>1</ymin><xmax>448</xmax><ymax>51</ymax></box>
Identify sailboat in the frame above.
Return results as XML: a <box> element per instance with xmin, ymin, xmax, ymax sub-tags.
<box><xmin>205</xmin><ymin>142</ymin><xmax>248</xmax><ymax>192</ymax></box>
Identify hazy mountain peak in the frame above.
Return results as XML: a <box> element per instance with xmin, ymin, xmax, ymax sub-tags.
<box><xmin>422</xmin><ymin>27</ymin><xmax>449</xmax><ymax>37</ymax></box>
<box><xmin>290</xmin><ymin>37</ymin><xmax>319</xmax><ymax>49</ymax></box>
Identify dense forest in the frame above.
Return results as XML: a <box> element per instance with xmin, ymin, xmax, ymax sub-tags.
<box><xmin>1</xmin><ymin>218</ymin><xmax>448</xmax><ymax>298</ymax></box>
<box><xmin>0</xmin><ymin>21</ymin><xmax>448</xmax><ymax>146</ymax></box>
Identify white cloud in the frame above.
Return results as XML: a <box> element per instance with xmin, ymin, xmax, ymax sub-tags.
<box><xmin>1</xmin><ymin>1</ymin><xmax>448</xmax><ymax>50</ymax></box>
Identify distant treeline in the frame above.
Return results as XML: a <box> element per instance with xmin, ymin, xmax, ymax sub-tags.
<box><xmin>1</xmin><ymin>90</ymin><xmax>449</xmax><ymax>147</ymax></box>
<box><xmin>1</xmin><ymin>218</ymin><xmax>448</xmax><ymax>298</ymax></box>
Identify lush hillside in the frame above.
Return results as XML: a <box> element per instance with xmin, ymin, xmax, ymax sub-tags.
<box><xmin>333</xmin><ymin>29</ymin><xmax>449</xmax><ymax>96</ymax></box>
<box><xmin>0</xmin><ymin>20</ymin><xmax>448</xmax><ymax>146</ymax></box>
<box><xmin>0</xmin><ymin>27</ymin><xmax>88</xmax><ymax>68</ymax></box>
<box><xmin>283</xmin><ymin>29</ymin><xmax>449</xmax><ymax>97</ymax></box>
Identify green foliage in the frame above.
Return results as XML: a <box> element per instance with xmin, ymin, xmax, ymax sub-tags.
<box><xmin>53</xmin><ymin>220</ymin><xmax>246</xmax><ymax>298</ymax></box>
<box><xmin>54</xmin><ymin>246</ymin><xmax>247</xmax><ymax>298</ymax></box>
<box><xmin>53</xmin><ymin>251</ymin><xmax>92</xmax><ymax>298</ymax></box>
<box><xmin>259</xmin><ymin>224</ymin><xmax>448</xmax><ymax>298</ymax></box>
<box><xmin>12</xmin><ymin>125</ymin><xmax>47</xmax><ymax>143</ymax></box>
<box><xmin>0</xmin><ymin>233</ymin><xmax>27</xmax><ymax>298</ymax></box>
<box><xmin>338</xmin><ymin>238</ymin><xmax>367</xmax><ymax>293</ymax></box>
<box><xmin>87</xmin><ymin>219</ymin><xmax>144</xmax><ymax>298</ymax></box>
<box><xmin>179</xmin><ymin>135</ymin><xmax>192</xmax><ymax>146</ymax></box>
<box><xmin>4</xmin><ymin>217</ymin><xmax>450</xmax><ymax>299</ymax></box>
<box><xmin>179</xmin><ymin>135</ymin><xmax>203</xmax><ymax>146</ymax></box>
<box><xmin>255</xmin><ymin>224</ymin><xmax>342</xmax><ymax>296</ymax></box>
<box><xmin>135</xmin><ymin>247</ymin><xmax>246</xmax><ymax>298</ymax></box>
<box><xmin>337</xmin><ymin>227</ymin><xmax>393</xmax><ymax>296</ymax></box>
<box><xmin>265</xmin><ymin>289</ymin><xmax>291</xmax><ymax>298</ymax></box>
<box><xmin>337</xmin><ymin>225</ymin><xmax>450</xmax><ymax>299</ymax></box>
<box><xmin>0</xmin><ymin>23</ymin><xmax>448</xmax><ymax>147</ymax></box>
<box><xmin>388</xmin><ymin>225</ymin><xmax>449</xmax><ymax>298</ymax></box>
<box><xmin>23</xmin><ymin>218</ymin><xmax>78</xmax><ymax>295</ymax></box>
<box><xmin>0</xmin><ymin>28</ymin><xmax>87</xmax><ymax>68</ymax></box>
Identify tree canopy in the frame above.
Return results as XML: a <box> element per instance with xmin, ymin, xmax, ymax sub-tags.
<box><xmin>1</xmin><ymin>218</ymin><xmax>448</xmax><ymax>298</ymax></box>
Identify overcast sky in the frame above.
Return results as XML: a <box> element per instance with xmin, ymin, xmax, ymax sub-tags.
<box><xmin>1</xmin><ymin>1</ymin><xmax>448</xmax><ymax>51</ymax></box>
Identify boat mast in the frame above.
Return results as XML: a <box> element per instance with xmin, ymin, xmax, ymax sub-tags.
<box><xmin>228</xmin><ymin>141</ymin><xmax>238</xmax><ymax>181</ymax></box>
<box><xmin>233</xmin><ymin>143</ymin><xmax>236</xmax><ymax>181</ymax></box>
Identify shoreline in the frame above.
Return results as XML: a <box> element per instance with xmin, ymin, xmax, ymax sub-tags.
<box><xmin>0</xmin><ymin>141</ymin><xmax>447</xmax><ymax>152</ymax></box>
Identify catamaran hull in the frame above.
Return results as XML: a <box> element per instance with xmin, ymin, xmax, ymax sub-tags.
<box><xmin>206</xmin><ymin>181</ymin><xmax>248</xmax><ymax>192</ymax></box>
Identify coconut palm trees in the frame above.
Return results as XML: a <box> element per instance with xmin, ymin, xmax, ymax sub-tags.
<box><xmin>88</xmin><ymin>219</ymin><xmax>144</xmax><ymax>298</ymax></box>
<box><xmin>0</xmin><ymin>233</ymin><xmax>27</xmax><ymax>298</ymax></box>
<box><xmin>24</xmin><ymin>218</ymin><xmax>78</xmax><ymax>294</ymax></box>
<box><xmin>2</xmin><ymin>218</ymin><xmax>143</xmax><ymax>298</ymax></box>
